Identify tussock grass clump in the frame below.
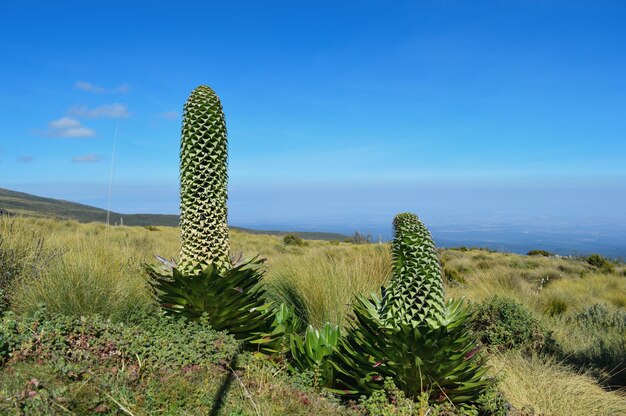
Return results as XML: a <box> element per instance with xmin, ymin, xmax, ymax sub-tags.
<box><xmin>266</xmin><ymin>244</ymin><xmax>390</xmax><ymax>326</ymax></box>
<box><xmin>490</xmin><ymin>352</ymin><xmax>626</xmax><ymax>416</ymax></box>
<box><xmin>7</xmin><ymin>217</ymin><xmax>179</xmax><ymax>322</ymax></box>
<box><xmin>0</xmin><ymin>217</ymin><xmax>61</xmax><ymax>312</ymax></box>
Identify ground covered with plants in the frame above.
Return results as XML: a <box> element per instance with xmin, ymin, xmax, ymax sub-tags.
<box><xmin>1</xmin><ymin>216</ymin><xmax>625</xmax><ymax>415</ymax></box>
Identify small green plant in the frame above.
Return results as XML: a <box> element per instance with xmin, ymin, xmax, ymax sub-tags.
<box><xmin>289</xmin><ymin>323</ymin><xmax>340</xmax><ymax>389</ymax></box>
<box><xmin>337</xmin><ymin>296</ymin><xmax>490</xmax><ymax>404</ymax></box>
<box><xmin>471</xmin><ymin>296</ymin><xmax>555</xmax><ymax>353</ymax></box>
<box><xmin>566</xmin><ymin>303</ymin><xmax>626</xmax><ymax>385</ymax></box>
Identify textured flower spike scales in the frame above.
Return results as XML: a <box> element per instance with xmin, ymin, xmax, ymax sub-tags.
<box><xmin>179</xmin><ymin>86</ymin><xmax>230</xmax><ymax>274</ymax></box>
<box><xmin>381</xmin><ymin>212</ymin><xmax>446</xmax><ymax>326</ymax></box>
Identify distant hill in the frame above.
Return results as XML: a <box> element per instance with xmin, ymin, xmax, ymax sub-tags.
<box><xmin>0</xmin><ymin>187</ymin><xmax>348</xmax><ymax>241</ymax></box>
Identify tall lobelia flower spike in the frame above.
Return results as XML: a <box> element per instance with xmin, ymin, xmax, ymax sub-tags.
<box><xmin>178</xmin><ymin>85</ymin><xmax>230</xmax><ymax>274</ymax></box>
<box><xmin>380</xmin><ymin>212</ymin><xmax>446</xmax><ymax>326</ymax></box>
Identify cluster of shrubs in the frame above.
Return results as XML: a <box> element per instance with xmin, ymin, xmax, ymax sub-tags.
<box><xmin>471</xmin><ymin>297</ymin><xmax>556</xmax><ymax>354</ymax></box>
<box><xmin>586</xmin><ymin>253</ymin><xmax>615</xmax><ymax>274</ymax></box>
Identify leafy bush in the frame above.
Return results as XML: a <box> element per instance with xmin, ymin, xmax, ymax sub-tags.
<box><xmin>586</xmin><ymin>254</ymin><xmax>615</xmax><ymax>273</ymax></box>
<box><xmin>284</xmin><ymin>233</ymin><xmax>306</xmax><ymax>246</ymax></box>
<box><xmin>472</xmin><ymin>297</ymin><xmax>555</xmax><ymax>353</ymax></box>
<box><xmin>527</xmin><ymin>250</ymin><xmax>552</xmax><ymax>257</ymax></box>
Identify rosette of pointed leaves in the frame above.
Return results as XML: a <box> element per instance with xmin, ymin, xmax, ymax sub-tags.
<box><xmin>145</xmin><ymin>257</ymin><xmax>274</xmax><ymax>342</ymax></box>
<box><xmin>380</xmin><ymin>212</ymin><xmax>445</xmax><ymax>326</ymax></box>
<box><xmin>335</xmin><ymin>296</ymin><xmax>491</xmax><ymax>403</ymax></box>
<box><xmin>179</xmin><ymin>85</ymin><xmax>230</xmax><ymax>274</ymax></box>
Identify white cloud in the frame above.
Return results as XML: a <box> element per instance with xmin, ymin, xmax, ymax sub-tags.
<box><xmin>18</xmin><ymin>155</ymin><xmax>34</xmax><ymax>163</ymax></box>
<box><xmin>162</xmin><ymin>110</ymin><xmax>179</xmax><ymax>120</ymax></box>
<box><xmin>74</xmin><ymin>81</ymin><xmax>130</xmax><ymax>94</ymax></box>
<box><xmin>72</xmin><ymin>153</ymin><xmax>104</xmax><ymax>163</ymax></box>
<box><xmin>49</xmin><ymin>116</ymin><xmax>81</xmax><ymax>129</ymax></box>
<box><xmin>69</xmin><ymin>103</ymin><xmax>131</xmax><ymax>119</ymax></box>
<box><xmin>45</xmin><ymin>117</ymin><xmax>96</xmax><ymax>138</ymax></box>
<box><xmin>74</xmin><ymin>81</ymin><xmax>106</xmax><ymax>93</ymax></box>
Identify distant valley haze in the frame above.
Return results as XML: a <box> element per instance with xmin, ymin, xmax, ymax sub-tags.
<box><xmin>1</xmin><ymin>2</ymin><xmax>625</xmax><ymax>257</ymax></box>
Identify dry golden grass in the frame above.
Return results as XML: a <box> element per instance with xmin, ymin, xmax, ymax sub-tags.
<box><xmin>490</xmin><ymin>352</ymin><xmax>626</xmax><ymax>416</ymax></box>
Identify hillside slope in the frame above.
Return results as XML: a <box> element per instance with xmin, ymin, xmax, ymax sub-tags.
<box><xmin>0</xmin><ymin>187</ymin><xmax>347</xmax><ymax>240</ymax></box>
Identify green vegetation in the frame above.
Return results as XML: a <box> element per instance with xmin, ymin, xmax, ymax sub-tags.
<box><xmin>586</xmin><ymin>253</ymin><xmax>616</xmax><ymax>274</ymax></box>
<box><xmin>527</xmin><ymin>249</ymin><xmax>552</xmax><ymax>257</ymax></box>
<box><xmin>1</xmin><ymin>215</ymin><xmax>626</xmax><ymax>414</ymax></box>
<box><xmin>471</xmin><ymin>297</ymin><xmax>555</xmax><ymax>353</ymax></box>
<box><xmin>1</xmin><ymin>85</ymin><xmax>624</xmax><ymax>414</ymax></box>
<box><xmin>284</xmin><ymin>233</ymin><xmax>306</xmax><ymax>246</ymax></box>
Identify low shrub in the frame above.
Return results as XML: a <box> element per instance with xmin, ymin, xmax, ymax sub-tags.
<box><xmin>472</xmin><ymin>297</ymin><xmax>556</xmax><ymax>353</ymax></box>
<box><xmin>586</xmin><ymin>254</ymin><xmax>615</xmax><ymax>273</ymax></box>
<box><xmin>284</xmin><ymin>233</ymin><xmax>306</xmax><ymax>246</ymax></box>
<box><xmin>527</xmin><ymin>250</ymin><xmax>552</xmax><ymax>257</ymax></box>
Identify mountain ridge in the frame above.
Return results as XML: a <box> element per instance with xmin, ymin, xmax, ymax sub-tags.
<box><xmin>0</xmin><ymin>187</ymin><xmax>348</xmax><ymax>241</ymax></box>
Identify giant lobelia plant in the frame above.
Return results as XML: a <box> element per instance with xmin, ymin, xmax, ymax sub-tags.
<box><xmin>146</xmin><ymin>86</ymin><xmax>273</xmax><ymax>341</ymax></box>
<box><xmin>380</xmin><ymin>212</ymin><xmax>446</xmax><ymax>326</ymax></box>
<box><xmin>334</xmin><ymin>213</ymin><xmax>491</xmax><ymax>405</ymax></box>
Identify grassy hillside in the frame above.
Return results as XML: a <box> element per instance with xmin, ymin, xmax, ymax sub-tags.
<box><xmin>0</xmin><ymin>187</ymin><xmax>347</xmax><ymax>240</ymax></box>
<box><xmin>1</xmin><ymin>216</ymin><xmax>625</xmax><ymax>415</ymax></box>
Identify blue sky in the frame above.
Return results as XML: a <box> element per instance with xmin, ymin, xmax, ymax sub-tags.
<box><xmin>1</xmin><ymin>1</ymin><xmax>625</xmax><ymax>240</ymax></box>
